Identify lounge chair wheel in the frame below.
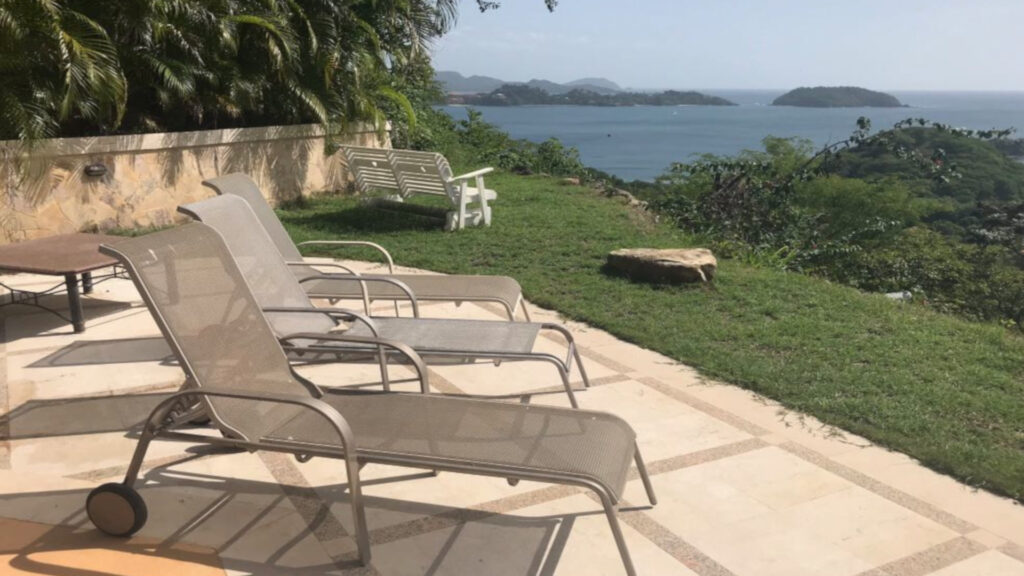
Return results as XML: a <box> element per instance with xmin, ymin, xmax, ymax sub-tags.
<box><xmin>295</xmin><ymin>454</ymin><xmax>313</xmax><ymax>463</ymax></box>
<box><xmin>507</xmin><ymin>478</ymin><xmax>520</xmax><ymax>486</ymax></box>
<box><xmin>87</xmin><ymin>483</ymin><xmax>148</xmax><ymax>537</ymax></box>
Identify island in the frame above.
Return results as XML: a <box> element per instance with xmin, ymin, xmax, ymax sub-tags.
<box><xmin>448</xmin><ymin>84</ymin><xmax>736</xmax><ymax>107</ymax></box>
<box><xmin>772</xmin><ymin>86</ymin><xmax>905</xmax><ymax>108</ymax></box>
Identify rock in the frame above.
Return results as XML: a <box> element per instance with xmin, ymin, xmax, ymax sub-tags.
<box><xmin>605</xmin><ymin>187</ymin><xmax>648</xmax><ymax>210</ymax></box>
<box><xmin>885</xmin><ymin>291</ymin><xmax>912</xmax><ymax>302</ymax></box>
<box><xmin>561</xmin><ymin>177</ymin><xmax>581</xmax><ymax>186</ymax></box>
<box><xmin>607</xmin><ymin>248</ymin><xmax>717</xmax><ymax>283</ymax></box>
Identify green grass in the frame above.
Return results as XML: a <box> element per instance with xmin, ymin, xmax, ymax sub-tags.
<box><xmin>279</xmin><ymin>172</ymin><xmax>1024</xmax><ymax>501</ymax></box>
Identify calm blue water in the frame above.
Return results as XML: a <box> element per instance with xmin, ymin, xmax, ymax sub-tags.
<box><xmin>441</xmin><ymin>90</ymin><xmax>1024</xmax><ymax>181</ymax></box>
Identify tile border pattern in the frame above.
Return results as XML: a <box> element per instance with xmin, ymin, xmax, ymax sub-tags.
<box><xmin>4</xmin><ymin>293</ymin><xmax>1016</xmax><ymax>576</ymax></box>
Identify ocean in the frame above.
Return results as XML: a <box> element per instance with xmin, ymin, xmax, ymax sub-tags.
<box><xmin>440</xmin><ymin>90</ymin><xmax>1024</xmax><ymax>181</ymax></box>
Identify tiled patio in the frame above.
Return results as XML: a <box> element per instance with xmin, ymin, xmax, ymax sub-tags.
<box><xmin>2</xmin><ymin>259</ymin><xmax>1024</xmax><ymax>576</ymax></box>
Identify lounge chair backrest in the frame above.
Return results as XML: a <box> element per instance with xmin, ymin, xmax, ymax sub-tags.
<box><xmin>389</xmin><ymin>149</ymin><xmax>454</xmax><ymax>200</ymax></box>
<box><xmin>99</xmin><ymin>224</ymin><xmax>309</xmax><ymax>442</ymax></box>
<box><xmin>201</xmin><ymin>174</ymin><xmax>304</xmax><ymax>262</ymax></box>
<box><xmin>178</xmin><ymin>195</ymin><xmax>336</xmax><ymax>337</ymax></box>
<box><xmin>340</xmin><ymin>146</ymin><xmax>401</xmax><ymax>195</ymax></box>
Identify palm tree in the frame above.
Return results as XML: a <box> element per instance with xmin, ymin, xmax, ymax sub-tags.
<box><xmin>0</xmin><ymin>0</ymin><xmax>462</xmax><ymax>143</ymax></box>
<box><xmin>0</xmin><ymin>0</ymin><xmax>126</xmax><ymax>142</ymax></box>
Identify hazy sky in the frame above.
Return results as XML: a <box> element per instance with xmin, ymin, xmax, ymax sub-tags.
<box><xmin>432</xmin><ymin>0</ymin><xmax>1024</xmax><ymax>91</ymax></box>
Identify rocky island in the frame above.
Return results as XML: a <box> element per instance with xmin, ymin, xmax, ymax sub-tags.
<box><xmin>449</xmin><ymin>84</ymin><xmax>736</xmax><ymax>107</ymax></box>
<box><xmin>773</xmin><ymin>86</ymin><xmax>905</xmax><ymax>108</ymax></box>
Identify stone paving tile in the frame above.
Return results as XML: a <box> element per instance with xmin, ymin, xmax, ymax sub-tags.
<box><xmin>0</xmin><ymin>517</ymin><xmax>227</xmax><ymax>575</ymax></box>
<box><xmin>925</xmin><ymin>550</ymin><xmax>1024</xmax><ymax>576</ymax></box>
<box><xmin>4</xmin><ymin>264</ymin><xmax>1024</xmax><ymax>576</ymax></box>
<box><xmin>643</xmin><ymin>447</ymin><xmax>958</xmax><ymax>576</ymax></box>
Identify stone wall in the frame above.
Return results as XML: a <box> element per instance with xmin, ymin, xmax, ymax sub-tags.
<box><xmin>0</xmin><ymin>123</ymin><xmax>387</xmax><ymax>243</ymax></box>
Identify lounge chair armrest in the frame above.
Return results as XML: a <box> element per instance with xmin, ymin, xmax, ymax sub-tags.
<box><xmin>262</xmin><ymin>306</ymin><xmax>379</xmax><ymax>336</ymax></box>
<box><xmin>287</xmin><ymin>260</ymin><xmax>361</xmax><ymax>275</ymax></box>
<box><xmin>151</xmin><ymin>387</ymin><xmax>357</xmax><ymax>454</ymax></box>
<box><xmin>448</xmin><ymin>167</ymin><xmax>494</xmax><ymax>182</ymax></box>
<box><xmin>295</xmin><ymin>241</ymin><xmax>395</xmax><ymax>273</ymax></box>
<box><xmin>278</xmin><ymin>332</ymin><xmax>430</xmax><ymax>393</ymax></box>
<box><xmin>297</xmin><ymin>275</ymin><xmax>420</xmax><ymax>317</ymax></box>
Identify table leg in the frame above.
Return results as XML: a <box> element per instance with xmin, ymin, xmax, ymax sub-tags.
<box><xmin>82</xmin><ymin>272</ymin><xmax>94</xmax><ymax>294</ymax></box>
<box><xmin>65</xmin><ymin>273</ymin><xmax>85</xmax><ymax>333</ymax></box>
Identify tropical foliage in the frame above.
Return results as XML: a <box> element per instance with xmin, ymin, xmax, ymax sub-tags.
<box><xmin>0</xmin><ymin>0</ymin><xmax>460</xmax><ymax>144</ymax></box>
<box><xmin>640</xmin><ymin>118</ymin><xmax>1024</xmax><ymax>327</ymax></box>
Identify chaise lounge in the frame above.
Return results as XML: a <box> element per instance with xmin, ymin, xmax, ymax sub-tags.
<box><xmin>85</xmin><ymin>223</ymin><xmax>657</xmax><ymax>575</ymax></box>
<box><xmin>177</xmin><ymin>194</ymin><xmax>593</xmax><ymax>407</ymax></box>
<box><xmin>203</xmin><ymin>173</ymin><xmax>525</xmax><ymax>320</ymax></box>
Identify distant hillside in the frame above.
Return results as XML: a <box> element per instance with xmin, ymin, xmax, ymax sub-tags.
<box><xmin>773</xmin><ymin>86</ymin><xmax>905</xmax><ymax>108</ymax></box>
<box><xmin>436</xmin><ymin>71</ymin><xmax>504</xmax><ymax>94</ymax></box>
<box><xmin>436</xmin><ymin>71</ymin><xmax>620</xmax><ymax>95</ymax></box>
<box><xmin>526</xmin><ymin>78</ymin><xmax>620</xmax><ymax>95</ymax></box>
<box><xmin>450</xmin><ymin>83</ymin><xmax>736</xmax><ymax>107</ymax></box>
<box><xmin>566</xmin><ymin>77</ymin><xmax>622</xmax><ymax>92</ymax></box>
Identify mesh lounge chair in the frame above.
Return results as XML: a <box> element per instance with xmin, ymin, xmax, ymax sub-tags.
<box><xmin>202</xmin><ymin>173</ymin><xmax>528</xmax><ymax>320</ymax></box>
<box><xmin>85</xmin><ymin>223</ymin><xmax>657</xmax><ymax>575</ymax></box>
<box><xmin>178</xmin><ymin>194</ymin><xmax>593</xmax><ymax>408</ymax></box>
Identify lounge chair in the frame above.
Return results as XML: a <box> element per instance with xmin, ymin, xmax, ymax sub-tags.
<box><xmin>85</xmin><ymin>223</ymin><xmax>657</xmax><ymax>575</ymax></box>
<box><xmin>202</xmin><ymin>173</ymin><xmax>525</xmax><ymax>320</ymax></box>
<box><xmin>178</xmin><ymin>194</ymin><xmax>593</xmax><ymax>407</ymax></box>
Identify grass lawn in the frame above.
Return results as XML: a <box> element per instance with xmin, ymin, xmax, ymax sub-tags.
<box><xmin>278</xmin><ymin>172</ymin><xmax>1024</xmax><ymax>501</ymax></box>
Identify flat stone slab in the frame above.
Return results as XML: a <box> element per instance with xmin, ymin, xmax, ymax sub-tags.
<box><xmin>607</xmin><ymin>248</ymin><xmax>717</xmax><ymax>283</ymax></box>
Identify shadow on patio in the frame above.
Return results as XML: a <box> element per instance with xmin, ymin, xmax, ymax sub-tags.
<box><xmin>0</xmin><ymin>461</ymin><xmax>587</xmax><ymax>576</ymax></box>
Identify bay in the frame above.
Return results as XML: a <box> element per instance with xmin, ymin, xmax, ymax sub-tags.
<box><xmin>440</xmin><ymin>90</ymin><xmax>1024</xmax><ymax>181</ymax></box>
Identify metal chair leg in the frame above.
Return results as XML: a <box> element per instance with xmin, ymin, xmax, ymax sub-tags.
<box><xmin>377</xmin><ymin>346</ymin><xmax>391</xmax><ymax>392</ymax></box>
<box><xmin>344</xmin><ymin>457</ymin><xmax>372</xmax><ymax>564</ymax></box>
<box><xmin>633</xmin><ymin>442</ymin><xmax>657</xmax><ymax>506</ymax></box>
<box><xmin>573</xmin><ymin>343</ymin><xmax>592</xmax><ymax>388</ymax></box>
<box><xmin>557</xmin><ymin>366</ymin><xmax>580</xmax><ymax>409</ymax></box>
<box><xmin>123</xmin><ymin>432</ymin><xmax>155</xmax><ymax>487</ymax></box>
<box><xmin>596</xmin><ymin>490</ymin><xmax>637</xmax><ymax>576</ymax></box>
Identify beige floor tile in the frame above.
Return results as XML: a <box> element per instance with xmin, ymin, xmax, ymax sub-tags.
<box><xmin>534</xmin><ymin>379</ymin><xmax>753</xmax><ymax>462</ymax></box>
<box><xmin>0</xmin><ymin>517</ymin><xmax>227</xmax><ymax>576</ymax></box>
<box><xmin>927</xmin><ymin>550</ymin><xmax>1024</xmax><ymax>576</ymax></box>
<box><xmin>643</xmin><ymin>447</ymin><xmax>955</xmax><ymax>574</ymax></box>
<box><xmin>370</xmin><ymin>493</ymin><xmax>692</xmax><ymax>576</ymax></box>
<box><xmin>9</xmin><ymin>432</ymin><xmax>195</xmax><ymax>479</ymax></box>
<box><xmin>829</xmin><ymin>455</ymin><xmax>1024</xmax><ymax>546</ymax></box>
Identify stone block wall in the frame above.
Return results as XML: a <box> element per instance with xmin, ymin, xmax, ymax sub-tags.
<box><xmin>0</xmin><ymin>123</ymin><xmax>387</xmax><ymax>243</ymax></box>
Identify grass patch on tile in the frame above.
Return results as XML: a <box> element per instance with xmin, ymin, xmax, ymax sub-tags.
<box><xmin>279</xmin><ymin>172</ymin><xmax>1024</xmax><ymax>502</ymax></box>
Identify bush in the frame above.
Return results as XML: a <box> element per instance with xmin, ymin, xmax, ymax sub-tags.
<box><xmin>410</xmin><ymin>108</ymin><xmax>589</xmax><ymax>178</ymax></box>
<box><xmin>644</xmin><ymin>122</ymin><xmax>1024</xmax><ymax>328</ymax></box>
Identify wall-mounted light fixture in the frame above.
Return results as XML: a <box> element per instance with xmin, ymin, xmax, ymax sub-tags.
<box><xmin>84</xmin><ymin>163</ymin><xmax>108</xmax><ymax>177</ymax></box>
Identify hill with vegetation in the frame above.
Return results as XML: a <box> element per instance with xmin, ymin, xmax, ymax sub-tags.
<box><xmin>436</xmin><ymin>71</ymin><xmax>622</xmax><ymax>95</ymax></box>
<box><xmin>450</xmin><ymin>83</ymin><xmax>735</xmax><ymax>107</ymax></box>
<box><xmin>565</xmin><ymin>77</ymin><xmax>623</xmax><ymax>92</ymax></box>
<box><xmin>836</xmin><ymin>127</ymin><xmax>1024</xmax><ymax>206</ymax></box>
<box><xmin>435</xmin><ymin>71</ymin><xmax>506</xmax><ymax>94</ymax></box>
<box><xmin>773</xmin><ymin>86</ymin><xmax>905</xmax><ymax>108</ymax></box>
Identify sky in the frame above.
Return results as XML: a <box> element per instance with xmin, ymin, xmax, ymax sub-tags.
<box><xmin>432</xmin><ymin>0</ymin><xmax>1024</xmax><ymax>91</ymax></box>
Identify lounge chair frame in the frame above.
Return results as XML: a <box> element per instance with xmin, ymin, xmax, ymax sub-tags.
<box><xmin>202</xmin><ymin>173</ymin><xmax>528</xmax><ymax>320</ymax></box>
<box><xmin>90</xmin><ymin>227</ymin><xmax>657</xmax><ymax>575</ymax></box>
<box><xmin>179</xmin><ymin>195</ymin><xmax>589</xmax><ymax>407</ymax></box>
